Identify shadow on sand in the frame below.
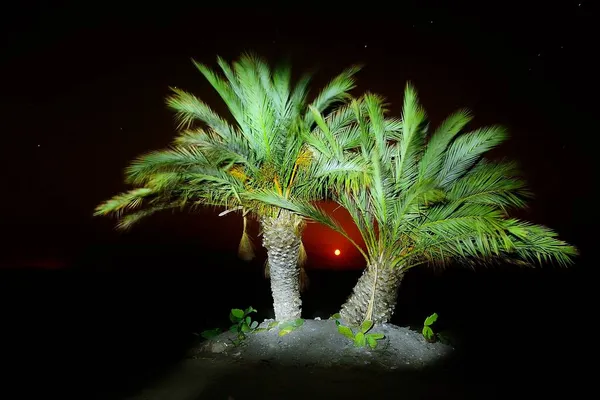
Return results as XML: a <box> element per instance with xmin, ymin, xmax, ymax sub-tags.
<box><xmin>198</xmin><ymin>354</ymin><xmax>470</xmax><ymax>399</ymax></box>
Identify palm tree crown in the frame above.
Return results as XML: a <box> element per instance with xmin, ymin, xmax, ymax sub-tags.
<box><xmin>249</xmin><ymin>84</ymin><xmax>577</xmax><ymax>324</ymax></box>
<box><xmin>94</xmin><ymin>53</ymin><xmax>361</xmax><ymax>320</ymax></box>
<box><xmin>96</xmin><ymin>54</ymin><xmax>359</xmax><ymax>233</ymax></box>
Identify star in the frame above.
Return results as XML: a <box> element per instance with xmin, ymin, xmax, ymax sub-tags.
<box><xmin>37</xmin><ymin>144</ymin><xmax>41</xmax><ymax>148</ymax></box>
<box><xmin>430</xmin><ymin>20</ymin><xmax>433</xmax><ymax>24</ymax></box>
<box><xmin>364</xmin><ymin>44</ymin><xmax>367</xmax><ymax>48</ymax></box>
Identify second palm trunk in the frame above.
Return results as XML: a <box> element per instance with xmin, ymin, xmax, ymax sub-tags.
<box><xmin>340</xmin><ymin>261</ymin><xmax>404</xmax><ymax>326</ymax></box>
<box><xmin>261</xmin><ymin>210</ymin><xmax>303</xmax><ymax>321</ymax></box>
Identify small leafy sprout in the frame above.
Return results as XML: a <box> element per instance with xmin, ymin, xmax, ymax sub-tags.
<box><xmin>200</xmin><ymin>328</ymin><xmax>222</xmax><ymax>340</ymax></box>
<box><xmin>335</xmin><ymin>319</ymin><xmax>385</xmax><ymax>349</ymax></box>
<box><xmin>422</xmin><ymin>313</ymin><xmax>438</xmax><ymax>342</ymax></box>
<box><xmin>229</xmin><ymin>306</ymin><xmax>259</xmax><ymax>342</ymax></box>
<box><xmin>278</xmin><ymin>319</ymin><xmax>304</xmax><ymax>337</ymax></box>
<box><xmin>329</xmin><ymin>313</ymin><xmax>341</xmax><ymax>320</ymax></box>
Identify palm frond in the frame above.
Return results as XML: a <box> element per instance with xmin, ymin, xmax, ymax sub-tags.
<box><xmin>503</xmin><ymin>219</ymin><xmax>578</xmax><ymax>266</ymax></box>
<box><xmin>115</xmin><ymin>203</ymin><xmax>177</xmax><ymax>231</ymax></box>
<box><xmin>125</xmin><ymin>146</ymin><xmax>209</xmax><ymax>185</ymax></box>
<box><xmin>438</xmin><ymin>126</ymin><xmax>508</xmax><ymax>187</ymax></box>
<box><xmin>94</xmin><ymin>188</ymin><xmax>154</xmax><ymax>216</ymax></box>
<box><xmin>396</xmin><ymin>83</ymin><xmax>427</xmax><ymax>191</ymax></box>
<box><xmin>192</xmin><ymin>58</ymin><xmax>245</xmax><ymax>127</ymax></box>
<box><xmin>166</xmin><ymin>87</ymin><xmax>237</xmax><ymax>136</ymax></box>
<box><xmin>305</xmin><ymin>66</ymin><xmax>361</xmax><ymax>125</ymax></box>
<box><xmin>448</xmin><ymin>159</ymin><xmax>531</xmax><ymax>210</ymax></box>
<box><xmin>309</xmin><ymin>105</ymin><xmax>344</xmax><ymax>160</ymax></box>
<box><xmin>419</xmin><ymin>109</ymin><xmax>472</xmax><ymax>181</ymax></box>
<box><xmin>289</xmin><ymin>73</ymin><xmax>312</xmax><ymax>114</ymax></box>
<box><xmin>335</xmin><ymin>190</ymin><xmax>378</xmax><ymax>255</ymax></box>
<box><xmin>364</xmin><ymin>93</ymin><xmax>388</xmax><ymax>156</ymax></box>
<box><xmin>297</xmin><ymin>154</ymin><xmax>370</xmax><ymax>199</ymax></box>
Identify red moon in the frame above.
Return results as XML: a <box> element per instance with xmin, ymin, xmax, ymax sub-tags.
<box><xmin>334</xmin><ymin>249</ymin><xmax>341</xmax><ymax>256</ymax></box>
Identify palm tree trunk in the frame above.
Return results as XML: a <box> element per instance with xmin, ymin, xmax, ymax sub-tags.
<box><xmin>340</xmin><ymin>261</ymin><xmax>404</xmax><ymax>326</ymax></box>
<box><xmin>261</xmin><ymin>210</ymin><xmax>302</xmax><ymax>321</ymax></box>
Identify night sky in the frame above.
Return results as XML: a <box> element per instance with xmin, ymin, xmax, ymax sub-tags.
<box><xmin>2</xmin><ymin>1</ymin><xmax>595</xmax><ymax>270</ymax></box>
<box><xmin>1</xmin><ymin>1</ymin><xmax>596</xmax><ymax>397</ymax></box>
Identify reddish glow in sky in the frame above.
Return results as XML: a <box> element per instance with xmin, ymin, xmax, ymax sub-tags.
<box><xmin>301</xmin><ymin>201</ymin><xmax>365</xmax><ymax>269</ymax></box>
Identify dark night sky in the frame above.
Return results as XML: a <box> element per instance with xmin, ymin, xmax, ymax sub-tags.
<box><xmin>1</xmin><ymin>1</ymin><xmax>596</xmax><ymax>270</ymax></box>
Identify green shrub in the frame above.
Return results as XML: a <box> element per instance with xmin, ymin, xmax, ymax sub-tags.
<box><xmin>200</xmin><ymin>306</ymin><xmax>259</xmax><ymax>346</ymax></box>
<box><xmin>334</xmin><ymin>319</ymin><xmax>385</xmax><ymax>349</ymax></box>
<box><xmin>229</xmin><ymin>306</ymin><xmax>259</xmax><ymax>339</ymax></box>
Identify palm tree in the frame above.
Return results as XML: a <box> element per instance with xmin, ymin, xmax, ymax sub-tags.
<box><xmin>248</xmin><ymin>84</ymin><xmax>577</xmax><ymax>326</ymax></box>
<box><xmin>94</xmin><ymin>53</ymin><xmax>360</xmax><ymax>321</ymax></box>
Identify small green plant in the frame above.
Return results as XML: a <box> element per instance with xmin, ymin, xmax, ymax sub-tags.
<box><xmin>278</xmin><ymin>318</ymin><xmax>304</xmax><ymax>336</ymax></box>
<box><xmin>199</xmin><ymin>306</ymin><xmax>260</xmax><ymax>346</ymax></box>
<box><xmin>335</xmin><ymin>319</ymin><xmax>385</xmax><ymax>349</ymax></box>
<box><xmin>422</xmin><ymin>313</ymin><xmax>438</xmax><ymax>342</ymax></box>
<box><xmin>229</xmin><ymin>306</ymin><xmax>259</xmax><ymax>340</ymax></box>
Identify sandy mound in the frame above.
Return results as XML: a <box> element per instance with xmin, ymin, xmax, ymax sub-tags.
<box><xmin>128</xmin><ymin>320</ymin><xmax>456</xmax><ymax>399</ymax></box>
<box><xmin>193</xmin><ymin>319</ymin><xmax>453</xmax><ymax>370</ymax></box>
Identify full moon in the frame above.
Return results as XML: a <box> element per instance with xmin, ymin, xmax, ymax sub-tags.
<box><xmin>334</xmin><ymin>249</ymin><xmax>341</xmax><ymax>256</ymax></box>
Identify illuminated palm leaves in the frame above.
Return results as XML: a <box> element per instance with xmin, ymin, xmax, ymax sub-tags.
<box><xmin>356</xmin><ymin>85</ymin><xmax>577</xmax><ymax>270</ymax></box>
<box><xmin>94</xmin><ymin>51</ymin><xmax>362</xmax><ymax>274</ymax></box>
<box><xmin>255</xmin><ymin>83</ymin><xmax>577</xmax><ymax>270</ymax></box>
<box><xmin>94</xmin><ymin>54</ymin><xmax>577</xmax><ymax>275</ymax></box>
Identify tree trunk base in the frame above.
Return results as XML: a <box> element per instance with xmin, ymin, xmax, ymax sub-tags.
<box><xmin>261</xmin><ymin>211</ymin><xmax>303</xmax><ymax>321</ymax></box>
<box><xmin>340</xmin><ymin>264</ymin><xmax>404</xmax><ymax>326</ymax></box>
